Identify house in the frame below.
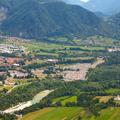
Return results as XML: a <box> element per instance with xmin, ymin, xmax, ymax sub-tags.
<box><xmin>0</xmin><ymin>72</ymin><xmax>6</xmax><ymax>76</ymax></box>
<box><xmin>4</xmin><ymin>79</ymin><xmax>15</xmax><ymax>86</ymax></box>
<box><xmin>0</xmin><ymin>57</ymin><xmax>5</xmax><ymax>64</ymax></box>
<box><xmin>6</xmin><ymin>58</ymin><xmax>22</xmax><ymax>65</ymax></box>
<box><xmin>114</xmin><ymin>95</ymin><xmax>120</xmax><ymax>101</ymax></box>
<box><xmin>46</xmin><ymin>59</ymin><xmax>59</xmax><ymax>64</ymax></box>
<box><xmin>0</xmin><ymin>81</ymin><xmax>2</xmax><ymax>84</ymax></box>
<box><xmin>13</xmin><ymin>63</ymin><xmax>20</xmax><ymax>67</ymax></box>
<box><xmin>108</xmin><ymin>47</ymin><xmax>120</xmax><ymax>52</ymax></box>
<box><xmin>0</xmin><ymin>44</ymin><xmax>25</xmax><ymax>54</ymax></box>
<box><xmin>97</xmin><ymin>56</ymin><xmax>105</xmax><ymax>60</ymax></box>
<box><xmin>9</xmin><ymin>70</ymin><xmax>29</xmax><ymax>78</ymax></box>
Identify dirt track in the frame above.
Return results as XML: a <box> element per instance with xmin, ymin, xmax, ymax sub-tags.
<box><xmin>3</xmin><ymin>90</ymin><xmax>53</xmax><ymax>114</ymax></box>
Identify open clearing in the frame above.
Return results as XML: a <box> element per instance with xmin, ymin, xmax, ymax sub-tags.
<box><xmin>95</xmin><ymin>96</ymin><xmax>113</xmax><ymax>103</ymax></box>
<box><xmin>62</xmin><ymin>63</ymin><xmax>91</xmax><ymax>81</ymax></box>
<box><xmin>62</xmin><ymin>58</ymin><xmax>104</xmax><ymax>81</ymax></box>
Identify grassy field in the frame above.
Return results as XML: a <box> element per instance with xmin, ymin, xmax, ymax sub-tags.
<box><xmin>61</xmin><ymin>96</ymin><xmax>77</xmax><ymax>105</ymax></box>
<box><xmin>95</xmin><ymin>96</ymin><xmax>113</xmax><ymax>103</ymax></box>
<box><xmin>94</xmin><ymin>107</ymin><xmax>120</xmax><ymax>120</ymax></box>
<box><xmin>52</xmin><ymin>96</ymin><xmax>77</xmax><ymax>106</ymax></box>
<box><xmin>106</xmin><ymin>88</ymin><xmax>120</xmax><ymax>95</ymax></box>
<box><xmin>22</xmin><ymin>107</ymin><xmax>120</xmax><ymax>120</ymax></box>
<box><xmin>52</xmin><ymin>96</ymin><xmax>69</xmax><ymax>103</ymax></box>
<box><xmin>6</xmin><ymin>38</ymin><xmax>105</xmax><ymax>54</ymax></box>
<box><xmin>22</xmin><ymin>107</ymin><xmax>85</xmax><ymax>120</ymax></box>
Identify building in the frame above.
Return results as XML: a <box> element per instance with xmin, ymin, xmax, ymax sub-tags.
<box><xmin>46</xmin><ymin>59</ymin><xmax>59</xmax><ymax>64</ymax></box>
<box><xmin>9</xmin><ymin>70</ymin><xmax>29</xmax><ymax>78</ymax></box>
<box><xmin>108</xmin><ymin>47</ymin><xmax>120</xmax><ymax>52</ymax></box>
<box><xmin>114</xmin><ymin>95</ymin><xmax>120</xmax><ymax>101</ymax></box>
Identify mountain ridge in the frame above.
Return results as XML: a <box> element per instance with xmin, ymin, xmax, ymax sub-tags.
<box><xmin>0</xmin><ymin>0</ymin><xmax>119</xmax><ymax>40</ymax></box>
<box><xmin>0</xmin><ymin>0</ymin><xmax>106</xmax><ymax>39</ymax></box>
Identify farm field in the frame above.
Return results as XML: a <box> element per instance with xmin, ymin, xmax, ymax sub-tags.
<box><xmin>95</xmin><ymin>96</ymin><xmax>113</xmax><ymax>103</ymax></box>
<box><xmin>22</xmin><ymin>107</ymin><xmax>120</xmax><ymax>120</ymax></box>
<box><xmin>22</xmin><ymin>107</ymin><xmax>86</xmax><ymax>120</ymax></box>
<box><xmin>52</xmin><ymin>96</ymin><xmax>77</xmax><ymax>106</ymax></box>
<box><xmin>95</xmin><ymin>107</ymin><xmax>120</xmax><ymax>120</ymax></box>
<box><xmin>105</xmin><ymin>88</ymin><xmax>120</xmax><ymax>95</ymax></box>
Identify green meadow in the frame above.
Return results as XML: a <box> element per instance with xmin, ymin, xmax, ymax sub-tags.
<box><xmin>22</xmin><ymin>107</ymin><xmax>120</xmax><ymax>120</ymax></box>
<box><xmin>22</xmin><ymin>107</ymin><xmax>85</xmax><ymax>120</ymax></box>
<box><xmin>52</xmin><ymin>96</ymin><xmax>77</xmax><ymax>106</ymax></box>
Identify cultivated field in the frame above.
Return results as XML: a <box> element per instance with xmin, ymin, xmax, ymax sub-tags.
<box><xmin>95</xmin><ymin>96</ymin><xmax>113</xmax><ymax>103</ymax></box>
<box><xmin>95</xmin><ymin>107</ymin><xmax>120</xmax><ymax>120</ymax></box>
<box><xmin>22</xmin><ymin>107</ymin><xmax>120</xmax><ymax>120</ymax></box>
<box><xmin>22</xmin><ymin>107</ymin><xmax>85</xmax><ymax>120</ymax></box>
<box><xmin>52</xmin><ymin>96</ymin><xmax>77</xmax><ymax>106</ymax></box>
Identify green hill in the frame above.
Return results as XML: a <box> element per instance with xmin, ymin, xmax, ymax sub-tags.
<box><xmin>0</xmin><ymin>0</ymin><xmax>108</xmax><ymax>39</ymax></box>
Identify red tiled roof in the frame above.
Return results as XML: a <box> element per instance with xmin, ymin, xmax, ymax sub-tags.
<box><xmin>6</xmin><ymin>58</ymin><xmax>21</xmax><ymax>64</ymax></box>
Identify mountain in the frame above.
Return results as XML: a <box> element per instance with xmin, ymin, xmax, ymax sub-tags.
<box><xmin>0</xmin><ymin>0</ymin><xmax>108</xmax><ymax>39</ymax></box>
<box><xmin>108</xmin><ymin>13</ymin><xmax>120</xmax><ymax>39</ymax></box>
<box><xmin>64</xmin><ymin>0</ymin><xmax>120</xmax><ymax>15</ymax></box>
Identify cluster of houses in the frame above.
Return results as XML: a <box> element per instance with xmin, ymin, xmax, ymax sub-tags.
<box><xmin>0</xmin><ymin>44</ymin><xmax>25</xmax><ymax>54</ymax></box>
<box><xmin>2</xmin><ymin>70</ymin><xmax>30</xmax><ymax>86</ymax></box>
<box><xmin>45</xmin><ymin>59</ymin><xmax>59</xmax><ymax>64</ymax></box>
<box><xmin>9</xmin><ymin>70</ymin><xmax>29</xmax><ymax>78</ymax></box>
<box><xmin>0</xmin><ymin>44</ymin><xmax>31</xmax><ymax>86</ymax></box>
<box><xmin>108</xmin><ymin>47</ymin><xmax>120</xmax><ymax>52</ymax></box>
<box><xmin>0</xmin><ymin>57</ymin><xmax>22</xmax><ymax>66</ymax></box>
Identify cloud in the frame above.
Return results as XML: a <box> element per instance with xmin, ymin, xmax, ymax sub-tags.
<box><xmin>80</xmin><ymin>0</ymin><xmax>90</xmax><ymax>3</ymax></box>
<box><xmin>64</xmin><ymin>0</ymin><xmax>90</xmax><ymax>5</ymax></box>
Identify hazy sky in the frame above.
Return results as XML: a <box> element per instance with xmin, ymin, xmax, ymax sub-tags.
<box><xmin>81</xmin><ymin>0</ymin><xmax>90</xmax><ymax>2</ymax></box>
<box><xmin>64</xmin><ymin>0</ymin><xmax>120</xmax><ymax>14</ymax></box>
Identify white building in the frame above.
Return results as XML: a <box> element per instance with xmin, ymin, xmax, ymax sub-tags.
<box><xmin>114</xmin><ymin>95</ymin><xmax>120</xmax><ymax>101</ymax></box>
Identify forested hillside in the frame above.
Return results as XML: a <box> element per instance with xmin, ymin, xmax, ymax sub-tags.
<box><xmin>0</xmin><ymin>0</ymin><xmax>111</xmax><ymax>39</ymax></box>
